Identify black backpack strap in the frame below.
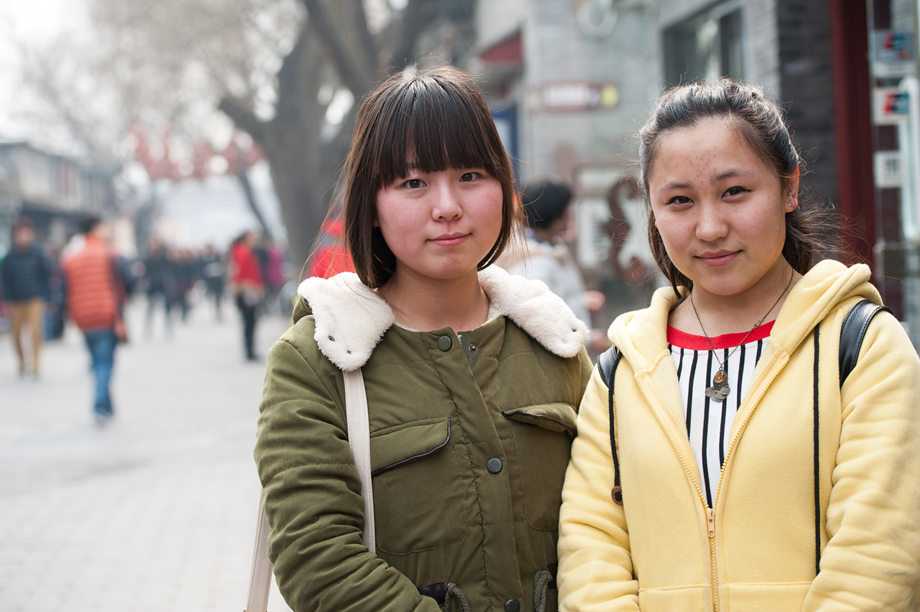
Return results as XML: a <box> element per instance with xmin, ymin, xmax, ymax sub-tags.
<box><xmin>597</xmin><ymin>345</ymin><xmax>624</xmax><ymax>504</ymax></box>
<box><xmin>811</xmin><ymin>298</ymin><xmax>890</xmax><ymax>575</ymax></box>
<box><xmin>839</xmin><ymin>299</ymin><xmax>890</xmax><ymax>386</ymax></box>
<box><xmin>598</xmin><ymin>345</ymin><xmax>621</xmax><ymax>387</ymax></box>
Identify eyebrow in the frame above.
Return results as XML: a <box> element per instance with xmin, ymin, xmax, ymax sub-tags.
<box><xmin>659</xmin><ymin>169</ymin><xmax>754</xmax><ymax>191</ymax></box>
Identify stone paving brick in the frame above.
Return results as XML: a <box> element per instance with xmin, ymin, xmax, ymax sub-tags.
<box><xmin>0</xmin><ymin>301</ymin><xmax>292</xmax><ymax>611</ymax></box>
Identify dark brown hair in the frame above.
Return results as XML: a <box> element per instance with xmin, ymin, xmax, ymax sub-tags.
<box><xmin>639</xmin><ymin>78</ymin><xmax>829</xmax><ymax>294</ymax></box>
<box><xmin>343</xmin><ymin>66</ymin><xmax>518</xmax><ymax>288</ymax></box>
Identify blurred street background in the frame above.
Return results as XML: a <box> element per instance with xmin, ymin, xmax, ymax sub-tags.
<box><xmin>0</xmin><ymin>300</ymin><xmax>291</xmax><ymax>611</ymax></box>
<box><xmin>1</xmin><ymin>0</ymin><xmax>920</xmax><ymax>610</ymax></box>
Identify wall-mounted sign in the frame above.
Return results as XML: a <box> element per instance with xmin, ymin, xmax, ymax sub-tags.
<box><xmin>574</xmin><ymin>0</ymin><xmax>619</xmax><ymax>39</ymax></box>
<box><xmin>873</xmin><ymin>87</ymin><xmax>910</xmax><ymax>124</ymax></box>
<box><xmin>530</xmin><ymin>82</ymin><xmax>619</xmax><ymax>112</ymax></box>
<box><xmin>872</xmin><ymin>30</ymin><xmax>916</xmax><ymax>78</ymax></box>
<box><xmin>874</xmin><ymin>150</ymin><xmax>906</xmax><ymax>188</ymax></box>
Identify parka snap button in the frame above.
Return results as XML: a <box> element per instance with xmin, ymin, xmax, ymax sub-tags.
<box><xmin>437</xmin><ymin>335</ymin><xmax>453</xmax><ymax>351</ymax></box>
<box><xmin>504</xmin><ymin>598</ymin><xmax>520</xmax><ymax>612</ymax></box>
<box><xmin>486</xmin><ymin>457</ymin><xmax>503</xmax><ymax>474</ymax></box>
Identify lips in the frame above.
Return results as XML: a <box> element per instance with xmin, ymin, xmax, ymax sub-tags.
<box><xmin>430</xmin><ymin>232</ymin><xmax>470</xmax><ymax>246</ymax></box>
<box><xmin>697</xmin><ymin>250</ymin><xmax>739</xmax><ymax>265</ymax></box>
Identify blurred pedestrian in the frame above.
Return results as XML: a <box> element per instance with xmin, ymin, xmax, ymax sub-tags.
<box><xmin>142</xmin><ymin>237</ymin><xmax>175</xmax><ymax>338</ymax></box>
<box><xmin>44</xmin><ymin>248</ymin><xmax>67</xmax><ymax>341</ymax></box>
<box><xmin>170</xmin><ymin>247</ymin><xmax>197</xmax><ymax>323</ymax></box>
<box><xmin>503</xmin><ymin>180</ymin><xmax>609</xmax><ymax>354</ymax></box>
<box><xmin>62</xmin><ymin>216</ymin><xmax>127</xmax><ymax>426</ymax></box>
<box><xmin>1</xmin><ymin>217</ymin><xmax>52</xmax><ymax>377</ymax></box>
<box><xmin>200</xmin><ymin>244</ymin><xmax>227</xmax><ymax>321</ymax></box>
<box><xmin>229</xmin><ymin>230</ymin><xmax>264</xmax><ymax>361</ymax></box>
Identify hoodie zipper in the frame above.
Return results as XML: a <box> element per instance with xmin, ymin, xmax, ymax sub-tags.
<box><xmin>706</xmin><ymin>358</ymin><xmax>786</xmax><ymax>612</ymax></box>
<box><xmin>635</xmin><ymin>380</ymin><xmax>720</xmax><ymax>609</ymax></box>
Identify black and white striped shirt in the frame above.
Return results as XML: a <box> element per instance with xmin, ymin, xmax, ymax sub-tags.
<box><xmin>667</xmin><ymin>322</ymin><xmax>773</xmax><ymax>507</ymax></box>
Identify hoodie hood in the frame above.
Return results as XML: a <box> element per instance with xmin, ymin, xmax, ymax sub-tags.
<box><xmin>295</xmin><ymin>265</ymin><xmax>588</xmax><ymax>371</ymax></box>
<box><xmin>610</xmin><ymin>260</ymin><xmax>879</xmax><ymax>373</ymax></box>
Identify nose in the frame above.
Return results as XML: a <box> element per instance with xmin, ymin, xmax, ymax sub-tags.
<box><xmin>431</xmin><ymin>182</ymin><xmax>462</xmax><ymax>221</ymax></box>
<box><xmin>695</xmin><ymin>201</ymin><xmax>728</xmax><ymax>242</ymax></box>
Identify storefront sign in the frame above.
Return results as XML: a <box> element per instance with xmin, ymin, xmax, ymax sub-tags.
<box><xmin>872</xmin><ymin>30</ymin><xmax>916</xmax><ymax>78</ymax></box>
<box><xmin>873</xmin><ymin>87</ymin><xmax>910</xmax><ymax>124</ymax></box>
<box><xmin>530</xmin><ymin>82</ymin><xmax>619</xmax><ymax>112</ymax></box>
<box><xmin>874</xmin><ymin>150</ymin><xmax>906</xmax><ymax>188</ymax></box>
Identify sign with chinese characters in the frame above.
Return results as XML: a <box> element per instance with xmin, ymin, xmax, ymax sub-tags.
<box><xmin>872</xmin><ymin>30</ymin><xmax>916</xmax><ymax>78</ymax></box>
<box><xmin>874</xmin><ymin>150</ymin><xmax>906</xmax><ymax>188</ymax></box>
<box><xmin>873</xmin><ymin>87</ymin><xmax>910</xmax><ymax>124</ymax></box>
<box><xmin>530</xmin><ymin>82</ymin><xmax>619</xmax><ymax>112</ymax></box>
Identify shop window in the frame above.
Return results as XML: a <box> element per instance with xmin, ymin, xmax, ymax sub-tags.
<box><xmin>663</xmin><ymin>3</ymin><xmax>744</xmax><ymax>86</ymax></box>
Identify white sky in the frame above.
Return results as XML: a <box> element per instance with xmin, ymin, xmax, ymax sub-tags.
<box><xmin>0</xmin><ymin>0</ymin><xmax>87</xmax><ymax>138</ymax></box>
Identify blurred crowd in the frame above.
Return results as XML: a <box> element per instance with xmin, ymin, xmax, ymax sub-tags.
<box><xmin>0</xmin><ymin>217</ymin><xmax>291</xmax><ymax>375</ymax></box>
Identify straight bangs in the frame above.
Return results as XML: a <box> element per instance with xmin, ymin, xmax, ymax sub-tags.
<box><xmin>373</xmin><ymin>77</ymin><xmax>507</xmax><ymax>188</ymax></box>
<box><xmin>346</xmin><ymin>67</ymin><xmax>519</xmax><ymax>288</ymax></box>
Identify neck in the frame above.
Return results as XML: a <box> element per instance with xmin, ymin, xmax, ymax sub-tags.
<box><xmin>379</xmin><ymin>269</ymin><xmax>490</xmax><ymax>332</ymax></box>
<box><xmin>674</xmin><ymin>261</ymin><xmax>797</xmax><ymax>337</ymax></box>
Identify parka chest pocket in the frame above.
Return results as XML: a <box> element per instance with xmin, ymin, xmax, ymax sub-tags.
<box><xmin>502</xmin><ymin>403</ymin><xmax>578</xmax><ymax>531</ymax></box>
<box><xmin>370</xmin><ymin>418</ymin><xmax>471</xmax><ymax>554</ymax></box>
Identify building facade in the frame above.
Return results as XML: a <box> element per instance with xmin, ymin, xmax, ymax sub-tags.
<box><xmin>472</xmin><ymin>0</ymin><xmax>920</xmax><ymax>346</ymax></box>
<box><xmin>0</xmin><ymin>141</ymin><xmax>117</xmax><ymax>252</ymax></box>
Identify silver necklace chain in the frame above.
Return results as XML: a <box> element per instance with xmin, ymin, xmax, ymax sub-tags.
<box><xmin>689</xmin><ymin>269</ymin><xmax>794</xmax><ymax>402</ymax></box>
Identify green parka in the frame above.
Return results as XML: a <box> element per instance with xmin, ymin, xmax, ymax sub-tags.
<box><xmin>255</xmin><ymin>265</ymin><xmax>593</xmax><ymax>612</ymax></box>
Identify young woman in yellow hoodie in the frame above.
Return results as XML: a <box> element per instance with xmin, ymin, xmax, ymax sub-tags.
<box><xmin>557</xmin><ymin>79</ymin><xmax>920</xmax><ymax>610</ymax></box>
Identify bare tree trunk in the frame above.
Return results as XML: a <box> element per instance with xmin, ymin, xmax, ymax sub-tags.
<box><xmin>219</xmin><ymin>0</ymin><xmax>436</xmax><ymax>267</ymax></box>
<box><xmin>235</xmin><ymin>164</ymin><xmax>273</xmax><ymax>241</ymax></box>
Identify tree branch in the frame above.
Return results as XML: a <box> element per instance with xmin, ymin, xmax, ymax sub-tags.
<box><xmin>301</xmin><ymin>0</ymin><xmax>373</xmax><ymax>96</ymax></box>
<box><xmin>388</xmin><ymin>0</ymin><xmax>433</xmax><ymax>73</ymax></box>
<box><xmin>352</xmin><ymin>1</ymin><xmax>379</xmax><ymax>77</ymax></box>
<box><xmin>217</xmin><ymin>97</ymin><xmax>267</xmax><ymax>146</ymax></box>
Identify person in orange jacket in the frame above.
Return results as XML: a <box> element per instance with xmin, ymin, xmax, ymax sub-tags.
<box><xmin>62</xmin><ymin>216</ymin><xmax>126</xmax><ymax>426</ymax></box>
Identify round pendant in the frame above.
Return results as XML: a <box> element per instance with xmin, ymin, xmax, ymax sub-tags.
<box><xmin>706</xmin><ymin>368</ymin><xmax>730</xmax><ymax>402</ymax></box>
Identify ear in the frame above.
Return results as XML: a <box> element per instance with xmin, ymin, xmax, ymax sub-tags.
<box><xmin>784</xmin><ymin>166</ymin><xmax>800</xmax><ymax>212</ymax></box>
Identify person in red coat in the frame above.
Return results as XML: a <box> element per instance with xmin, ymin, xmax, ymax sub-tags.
<box><xmin>229</xmin><ymin>230</ymin><xmax>264</xmax><ymax>361</ymax></box>
<box><xmin>306</xmin><ymin>218</ymin><xmax>354</xmax><ymax>279</ymax></box>
<box><xmin>61</xmin><ymin>216</ymin><xmax>126</xmax><ymax>425</ymax></box>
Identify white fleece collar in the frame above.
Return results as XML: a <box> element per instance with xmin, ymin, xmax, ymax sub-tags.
<box><xmin>297</xmin><ymin>265</ymin><xmax>587</xmax><ymax>371</ymax></box>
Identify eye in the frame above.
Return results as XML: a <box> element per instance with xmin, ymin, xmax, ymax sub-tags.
<box><xmin>401</xmin><ymin>178</ymin><xmax>425</xmax><ymax>189</ymax></box>
<box><xmin>666</xmin><ymin>195</ymin><xmax>692</xmax><ymax>206</ymax></box>
<box><xmin>724</xmin><ymin>186</ymin><xmax>749</xmax><ymax>197</ymax></box>
<box><xmin>459</xmin><ymin>171</ymin><xmax>482</xmax><ymax>182</ymax></box>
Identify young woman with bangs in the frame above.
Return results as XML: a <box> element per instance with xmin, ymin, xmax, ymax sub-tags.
<box><xmin>255</xmin><ymin>66</ymin><xmax>593</xmax><ymax>612</ymax></box>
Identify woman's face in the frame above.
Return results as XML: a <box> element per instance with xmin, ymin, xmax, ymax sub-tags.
<box><xmin>374</xmin><ymin>164</ymin><xmax>503</xmax><ymax>285</ymax></box>
<box><xmin>647</xmin><ymin>116</ymin><xmax>798</xmax><ymax>302</ymax></box>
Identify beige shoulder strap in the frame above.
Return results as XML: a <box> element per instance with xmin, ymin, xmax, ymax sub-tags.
<box><xmin>343</xmin><ymin>368</ymin><xmax>377</xmax><ymax>553</ymax></box>
<box><xmin>245</xmin><ymin>368</ymin><xmax>374</xmax><ymax>612</ymax></box>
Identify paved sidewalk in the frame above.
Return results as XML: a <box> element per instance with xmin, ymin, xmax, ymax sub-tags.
<box><xmin>0</xmin><ymin>300</ymin><xmax>293</xmax><ymax>611</ymax></box>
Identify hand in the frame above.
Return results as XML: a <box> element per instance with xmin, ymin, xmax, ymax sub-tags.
<box><xmin>587</xmin><ymin>329</ymin><xmax>610</xmax><ymax>354</ymax></box>
<box><xmin>584</xmin><ymin>290</ymin><xmax>605</xmax><ymax>313</ymax></box>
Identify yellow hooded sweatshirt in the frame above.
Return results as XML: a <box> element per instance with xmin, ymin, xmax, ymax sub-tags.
<box><xmin>558</xmin><ymin>261</ymin><xmax>920</xmax><ymax>611</ymax></box>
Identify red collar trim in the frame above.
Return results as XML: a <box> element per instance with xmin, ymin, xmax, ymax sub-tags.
<box><xmin>667</xmin><ymin>321</ymin><xmax>774</xmax><ymax>350</ymax></box>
